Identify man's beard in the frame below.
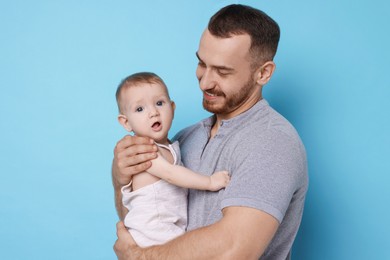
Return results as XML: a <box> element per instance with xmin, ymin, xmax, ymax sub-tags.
<box><xmin>202</xmin><ymin>77</ymin><xmax>256</xmax><ymax>115</ymax></box>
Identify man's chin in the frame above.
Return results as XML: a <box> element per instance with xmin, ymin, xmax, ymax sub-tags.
<box><xmin>203</xmin><ymin>101</ymin><xmax>225</xmax><ymax>114</ymax></box>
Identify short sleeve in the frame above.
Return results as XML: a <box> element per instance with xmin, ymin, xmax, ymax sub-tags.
<box><xmin>220</xmin><ymin>129</ymin><xmax>306</xmax><ymax>223</ymax></box>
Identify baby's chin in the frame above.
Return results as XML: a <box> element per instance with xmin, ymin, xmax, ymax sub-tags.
<box><xmin>132</xmin><ymin>128</ymin><xmax>170</xmax><ymax>144</ymax></box>
<box><xmin>148</xmin><ymin>133</ymin><xmax>169</xmax><ymax>145</ymax></box>
<box><xmin>153</xmin><ymin>137</ymin><xmax>169</xmax><ymax>145</ymax></box>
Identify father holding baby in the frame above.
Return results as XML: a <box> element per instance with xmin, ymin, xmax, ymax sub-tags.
<box><xmin>112</xmin><ymin>4</ymin><xmax>308</xmax><ymax>260</ymax></box>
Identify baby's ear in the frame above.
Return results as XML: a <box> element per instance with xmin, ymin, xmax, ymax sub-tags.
<box><xmin>171</xmin><ymin>101</ymin><xmax>176</xmax><ymax>118</ymax></box>
<box><xmin>118</xmin><ymin>114</ymin><xmax>132</xmax><ymax>132</ymax></box>
<box><xmin>171</xmin><ymin>100</ymin><xmax>176</xmax><ymax>111</ymax></box>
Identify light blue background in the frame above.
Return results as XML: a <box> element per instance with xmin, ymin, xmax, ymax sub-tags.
<box><xmin>1</xmin><ymin>0</ymin><xmax>389</xmax><ymax>259</ymax></box>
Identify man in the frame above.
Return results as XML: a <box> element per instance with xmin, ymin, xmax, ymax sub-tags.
<box><xmin>112</xmin><ymin>4</ymin><xmax>308</xmax><ymax>259</ymax></box>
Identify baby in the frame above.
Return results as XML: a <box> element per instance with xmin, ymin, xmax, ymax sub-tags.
<box><xmin>115</xmin><ymin>72</ymin><xmax>230</xmax><ymax>247</ymax></box>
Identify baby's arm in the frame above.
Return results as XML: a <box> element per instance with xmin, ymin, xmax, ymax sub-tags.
<box><xmin>147</xmin><ymin>155</ymin><xmax>229</xmax><ymax>191</ymax></box>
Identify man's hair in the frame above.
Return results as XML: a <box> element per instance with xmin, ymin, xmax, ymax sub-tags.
<box><xmin>116</xmin><ymin>72</ymin><xmax>169</xmax><ymax>113</ymax></box>
<box><xmin>208</xmin><ymin>4</ymin><xmax>280</xmax><ymax>67</ymax></box>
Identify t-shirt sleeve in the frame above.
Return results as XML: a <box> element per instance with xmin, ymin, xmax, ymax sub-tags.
<box><xmin>220</xmin><ymin>129</ymin><xmax>305</xmax><ymax>223</ymax></box>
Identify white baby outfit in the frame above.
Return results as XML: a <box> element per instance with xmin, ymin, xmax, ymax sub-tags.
<box><xmin>121</xmin><ymin>141</ymin><xmax>188</xmax><ymax>247</ymax></box>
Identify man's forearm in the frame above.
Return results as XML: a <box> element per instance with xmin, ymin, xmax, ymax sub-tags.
<box><xmin>114</xmin><ymin>185</ymin><xmax>128</xmax><ymax>220</ymax></box>
<box><xmin>114</xmin><ymin>220</ymin><xmax>229</xmax><ymax>260</ymax></box>
<box><xmin>112</xmin><ymin>165</ymin><xmax>128</xmax><ymax>220</ymax></box>
<box><xmin>141</xmin><ymin>222</ymin><xmax>231</xmax><ymax>260</ymax></box>
<box><xmin>138</xmin><ymin>207</ymin><xmax>278</xmax><ymax>260</ymax></box>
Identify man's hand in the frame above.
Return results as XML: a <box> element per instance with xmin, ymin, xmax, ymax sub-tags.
<box><xmin>112</xmin><ymin>135</ymin><xmax>158</xmax><ymax>219</ymax></box>
<box><xmin>114</xmin><ymin>221</ymin><xmax>144</xmax><ymax>260</ymax></box>
<box><xmin>112</xmin><ymin>135</ymin><xmax>158</xmax><ymax>187</ymax></box>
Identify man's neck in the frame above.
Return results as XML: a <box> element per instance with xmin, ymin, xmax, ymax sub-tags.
<box><xmin>210</xmin><ymin>96</ymin><xmax>262</xmax><ymax>138</ymax></box>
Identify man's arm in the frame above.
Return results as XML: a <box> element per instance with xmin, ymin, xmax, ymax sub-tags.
<box><xmin>147</xmin><ymin>155</ymin><xmax>230</xmax><ymax>191</ymax></box>
<box><xmin>112</xmin><ymin>135</ymin><xmax>157</xmax><ymax>220</ymax></box>
<box><xmin>114</xmin><ymin>206</ymin><xmax>279</xmax><ymax>259</ymax></box>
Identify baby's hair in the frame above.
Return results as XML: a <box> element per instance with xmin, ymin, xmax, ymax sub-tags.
<box><xmin>116</xmin><ymin>72</ymin><xmax>169</xmax><ymax>113</ymax></box>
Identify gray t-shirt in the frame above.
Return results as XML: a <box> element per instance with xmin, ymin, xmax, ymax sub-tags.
<box><xmin>174</xmin><ymin>99</ymin><xmax>308</xmax><ymax>260</ymax></box>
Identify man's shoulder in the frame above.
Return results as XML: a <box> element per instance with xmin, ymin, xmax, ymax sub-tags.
<box><xmin>231</xmin><ymin>105</ymin><xmax>305</xmax><ymax>158</ymax></box>
<box><xmin>237</xmin><ymin>104</ymin><xmax>298</xmax><ymax>139</ymax></box>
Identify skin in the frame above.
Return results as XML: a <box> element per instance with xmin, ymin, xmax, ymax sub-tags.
<box><xmin>117</xmin><ymin>83</ymin><xmax>175</xmax><ymax>145</ymax></box>
<box><xmin>112</xmin><ymin>135</ymin><xmax>157</xmax><ymax>220</ymax></box>
<box><xmin>117</xmin><ymin>83</ymin><xmax>174</xmax><ymax>191</ymax></box>
<box><xmin>195</xmin><ymin>30</ymin><xmax>275</xmax><ymax>137</ymax></box>
<box><xmin>113</xmin><ymin>29</ymin><xmax>278</xmax><ymax>259</ymax></box>
<box><xmin>116</xmin><ymin>82</ymin><xmax>229</xmax><ymax>205</ymax></box>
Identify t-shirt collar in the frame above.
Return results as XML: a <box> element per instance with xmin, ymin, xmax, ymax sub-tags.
<box><xmin>201</xmin><ymin>99</ymin><xmax>269</xmax><ymax>130</ymax></box>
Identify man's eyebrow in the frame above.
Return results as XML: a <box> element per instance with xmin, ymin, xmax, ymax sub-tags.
<box><xmin>195</xmin><ymin>52</ymin><xmax>234</xmax><ymax>71</ymax></box>
<box><xmin>195</xmin><ymin>52</ymin><xmax>202</xmax><ymax>62</ymax></box>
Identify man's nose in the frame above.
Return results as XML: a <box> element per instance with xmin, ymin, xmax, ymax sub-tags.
<box><xmin>199</xmin><ymin>69</ymin><xmax>216</xmax><ymax>91</ymax></box>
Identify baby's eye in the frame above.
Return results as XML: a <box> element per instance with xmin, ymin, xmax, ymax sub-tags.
<box><xmin>156</xmin><ymin>100</ymin><xmax>164</xmax><ymax>106</ymax></box>
<box><xmin>136</xmin><ymin>107</ymin><xmax>143</xmax><ymax>112</ymax></box>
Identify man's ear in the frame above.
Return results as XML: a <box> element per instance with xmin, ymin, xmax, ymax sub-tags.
<box><xmin>118</xmin><ymin>114</ymin><xmax>132</xmax><ymax>132</ymax></box>
<box><xmin>255</xmin><ymin>61</ymin><xmax>276</xmax><ymax>86</ymax></box>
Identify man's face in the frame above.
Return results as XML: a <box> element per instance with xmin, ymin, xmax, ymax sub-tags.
<box><xmin>119</xmin><ymin>83</ymin><xmax>175</xmax><ymax>144</ymax></box>
<box><xmin>196</xmin><ymin>29</ymin><xmax>260</xmax><ymax>119</ymax></box>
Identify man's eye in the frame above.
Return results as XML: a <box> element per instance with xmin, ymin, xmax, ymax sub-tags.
<box><xmin>156</xmin><ymin>101</ymin><xmax>164</xmax><ymax>106</ymax></box>
<box><xmin>136</xmin><ymin>107</ymin><xmax>143</xmax><ymax>112</ymax></box>
<box><xmin>217</xmin><ymin>70</ymin><xmax>230</xmax><ymax>76</ymax></box>
<box><xmin>197</xmin><ymin>62</ymin><xmax>206</xmax><ymax>68</ymax></box>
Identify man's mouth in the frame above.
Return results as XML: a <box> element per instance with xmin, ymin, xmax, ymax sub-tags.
<box><xmin>205</xmin><ymin>91</ymin><xmax>216</xmax><ymax>97</ymax></box>
<box><xmin>204</xmin><ymin>89</ymin><xmax>224</xmax><ymax>97</ymax></box>
<box><xmin>204</xmin><ymin>90</ymin><xmax>224</xmax><ymax>101</ymax></box>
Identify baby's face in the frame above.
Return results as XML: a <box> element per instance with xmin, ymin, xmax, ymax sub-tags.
<box><xmin>120</xmin><ymin>83</ymin><xmax>175</xmax><ymax>144</ymax></box>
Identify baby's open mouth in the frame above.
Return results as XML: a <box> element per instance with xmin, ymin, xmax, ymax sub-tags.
<box><xmin>152</xmin><ymin>122</ymin><xmax>161</xmax><ymax>129</ymax></box>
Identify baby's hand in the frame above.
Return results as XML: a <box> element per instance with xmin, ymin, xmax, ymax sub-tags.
<box><xmin>209</xmin><ymin>171</ymin><xmax>230</xmax><ymax>191</ymax></box>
